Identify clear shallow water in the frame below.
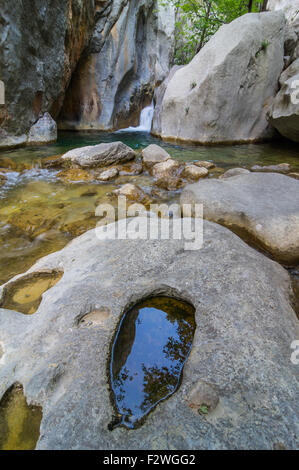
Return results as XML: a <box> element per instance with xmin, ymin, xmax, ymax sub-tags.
<box><xmin>110</xmin><ymin>296</ymin><xmax>196</xmax><ymax>429</ymax></box>
<box><xmin>0</xmin><ymin>384</ymin><xmax>42</xmax><ymax>450</ymax></box>
<box><xmin>0</xmin><ymin>131</ymin><xmax>298</xmax><ymax>284</ymax></box>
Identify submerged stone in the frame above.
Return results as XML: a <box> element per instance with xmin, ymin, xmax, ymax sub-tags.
<box><xmin>0</xmin><ymin>384</ymin><xmax>42</xmax><ymax>450</ymax></box>
<box><xmin>110</xmin><ymin>296</ymin><xmax>196</xmax><ymax>429</ymax></box>
<box><xmin>0</xmin><ymin>271</ymin><xmax>62</xmax><ymax>315</ymax></box>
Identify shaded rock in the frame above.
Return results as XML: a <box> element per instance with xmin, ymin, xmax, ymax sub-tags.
<box><xmin>181</xmin><ymin>172</ymin><xmax>299</xmax><ymax>265</ymax></box>
<box><xmin>289</xmin><ymin>172</ymin><xmax>299</xmax><ymax>180</ymax></box>
<box><xmin>0</xmin><ymin>219</ymin><xmax>298</xmax><ymax>449</ymax></box>
<box><xmin>152</xmin><ymin>65</ymin><xmax>183</xmax><ymax>136</ymax></box>
<box><xmin>142</xmin><ymin>144</ymin><xmax>170</xmax><ymax>169</ymax></box>
<box><xmin>219</xmin><ymin>168</ymin><xmax>251</xmax><ymax>179</ymax></box>
<box><xmin>0</xmin><ymin>0</ymin><xmax>96</xmax><ymax>148</ymax></box>
<box><xmin>27</xmin><ymin>113</ymin><xmax>57</xmax><ymax>145</ymax></box>
<box><xmin>268</xmin><ymin>59</ymin><xmax>299</xmax><ymax>143</ymax></box>
<box><xmin>98</xmin><ymin>168</ymin><xmax>119</xmax><ymax>182</ymax></box>
<box><xmin>182</xmin><ymin>164</ymin><xmax>209</xmax><ymax>181</ymax></box>
<box><xmin>187</xmin><ymin>381</ymin><xmax>219</xmax><ymax>414</ymax></box>
<box><xmin>114</xmin><ymin>183</ymin><xmax>152</xmax><ymax>205</ymax></box>
<box><xmin>57</xmin><ymin>169</ymin><xmax>94</xmax><ymax>183</ymax></box>
<box><xmin>251</xmin><ymin>163</ymin><xmax>291</xmax><ymax>173</ymax></box>
<box><xmin>61</xmin><ymin>142</ymin><xmax>136</xmax><ymax>168</ymax></box>
<box><xmin>153</xmin><ymin>12</ymin><xmax>285</xmax><ymax>144</ymax></box>
<box><xmin>194</xmin><ymin>161</ymin><xmax>215</xmax><ymax>170</ymax></box>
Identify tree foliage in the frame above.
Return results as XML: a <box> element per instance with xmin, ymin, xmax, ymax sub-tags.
<box><xmin>160</xmin><ymin>0</ymin><xmax>268</xmax><ymax>64</ymax></box>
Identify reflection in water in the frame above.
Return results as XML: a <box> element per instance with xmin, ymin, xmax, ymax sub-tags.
<box><xmin>0</xmin><ymin>384</ymin><xmax>42</xmax><ymax>450</ymax></box>
<box><xmin>110</xmin><ymin>296</ymin><xmax>196</xmax><ymax>429</ymax></box>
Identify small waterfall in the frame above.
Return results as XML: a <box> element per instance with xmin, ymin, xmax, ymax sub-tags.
<box><xmin>116</xmin><ymin>102</ymin><xmax>154</xmax><ymax>133</ymax></box>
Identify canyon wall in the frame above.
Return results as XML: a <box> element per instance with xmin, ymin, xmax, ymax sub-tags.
<box><xmin>0</xmin><ymin>0</ymin><xmax>175</xmax><ymax>147</ymax></box>
<box><xmin>0</xmin><ymin>0</ymin><xmax>96</xmax><ymax>148</ymax></box>
<box><xmin>58</xmin><ymin>1</ymin><xmax>175</xmax><ymax>131</ymax></box>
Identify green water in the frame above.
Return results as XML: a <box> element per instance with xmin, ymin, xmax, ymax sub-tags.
<box><xmin>0</xmin><ymin>384</ymin><xmax>42</xmax><ymax>450</ymax></box>
<box><xmin>0</xmin><ymin>130</ymin><xmax>298</xmax><ymax>285</ymax></box>
<box><xmin>110</xmin><ymin>296</ymin><xmax>196</xmax><ymax>429</ymax></box>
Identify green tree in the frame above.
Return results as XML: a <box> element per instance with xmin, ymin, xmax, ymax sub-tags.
<box><xmin>160</xmin><ymin>0</ymin><xmax>268</xmax><ymax>64</ymax></box>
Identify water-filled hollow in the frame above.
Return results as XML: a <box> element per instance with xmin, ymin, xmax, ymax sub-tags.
<box><xmin>0</xmin><ymin>384</ymin><xmax>42</xmax><ymax>450</ymax></box>
<box><xmin>0</xmin><ymin>270</ymin><xmax>63</xmax><ymax>315</ymax></box>
<box><xmin>109</xmin><ymin>296</ymin><xmax>196</xmax><ymax>429</ymax></box>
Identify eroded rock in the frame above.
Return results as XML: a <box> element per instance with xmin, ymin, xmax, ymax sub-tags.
<box><xmin>153</xmin><ymin>12</ymin><xmax>285</xmax><ymax>144</ymax></box>
<box><xmin>0</xmin><ymin>218</ymin><xmax>298</xmax><ymax>449</ymax></box>
<box><xmin>181</xmin><ymin>172</ymin><xmax>299</xmax><ymax>265</ymax></box>
<box><xmin>61</xmin><ymin>142</ymin><xmax>136</xmax><ymax>168</ymax></box>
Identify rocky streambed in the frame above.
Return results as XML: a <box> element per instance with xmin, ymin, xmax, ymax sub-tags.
<box><xmin>0</xmin><ymin>133</ymin><xmax>299</xmax><ymax>450</ymax></box>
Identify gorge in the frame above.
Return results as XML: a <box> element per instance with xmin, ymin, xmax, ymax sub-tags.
<box><xmin>0</xmin><ymin>0</ymin><xmax>298</xmax><ymax>452</ymax></box>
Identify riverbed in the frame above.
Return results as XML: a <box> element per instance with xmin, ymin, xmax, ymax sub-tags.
<box><xmin>0</xmin><ymin>130</ymin><xmax>298</xmax><ymax>285</ymax></box>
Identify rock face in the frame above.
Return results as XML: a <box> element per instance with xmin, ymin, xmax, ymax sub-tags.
<box><xmin>181</xmin><ymin>172</ymin><xmax>299</xmax><ymax>265</ymax></box>
<box><xmin>27</xmin><ymin>113</ymin><xmax>57</xmax><ymax>146</ymax></box>
<box><xmin>0</xmin><ymin>0</ymin><xmax>95</xmax><ymax>148</ymax></box>
<box><xmin>153</xmin><ymin>12</ymin><xmax>285</xmax><ymax>144</ymax></box>
<box><xmin>61</xmin><ymin>142</ymin><xmax>136</xmax><ymax>168</ymax></box>
<box><xmin>268</xmin><ymin>59</ymin><xmax>299</xmax><ymax>142</ymax></box>
<box><xmin>267</xmin><ymin>0</ymin><xmax>299</xmax><ymax>23</ymax></box>
<box><xmin>58</xmin><ymin>1</ymin><xmax>175</xmax><ymax>131</ymax></box>
<box><xmin>0</xmin><ymin>219</ymin><xmax>298</xmax><ymax>449</ymax></box>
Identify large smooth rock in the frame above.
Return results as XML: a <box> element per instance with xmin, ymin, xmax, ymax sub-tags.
<box><xmin>153</xmin><ymin>12</ymin><xmax>285</xmax><ymax>144</ymax></box>
<box><xmin>61</xmin><ymin>142</ymin><xmax>136</xmax><ymax>168</ymax></box>
<box><xmin>0</xmin><ymin>219</ymin><xmax>298</xmax><ymax>449</ymax></box>
<box><xmin>181</xmin><ymin>172</ymin><xmax>299</xmax><ymax>265</ymax></box>
<box><xmin>152</xmin><ymin>65</ymin><xmax>182</xmax><ymax>136</ymax></box>
<box><xmin>268</xmin><ymin>59</ymin><xmax>299</xmax><ymax>142</ymax></box>
<box><xmin>267</xmin><ymin>0</ymin><xmax>299</xmax><ymax>23</ymax></box>
<box><xmin>27</xmin><ymin>113</ymin><xmax>57</xmax><ymax>145</ymax></box>
<box><xmin>0</xmin><ymin>0</ymin><xmax>95</xmax><ymax>148</ymax></box>
<box><xmin>58</xmin><ymin>1</ymin><xmax>175</xmax><ymax>131</ymax></box>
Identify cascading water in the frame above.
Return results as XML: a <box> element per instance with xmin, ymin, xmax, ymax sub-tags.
<box><xmin>116</xmin><ymin>102</ymin><xmax>154</xmax><ymax>133</ymax></box>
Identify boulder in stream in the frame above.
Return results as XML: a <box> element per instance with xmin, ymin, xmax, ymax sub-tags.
<box><xmin>181</xmin><ymin>172</ymin><xmax>299</xmax><ymax>265</ymax></box>
<box><xmin>61</xmin><ymin>142</ymin><xmax>136</xmax><ymax>168</ymax></box>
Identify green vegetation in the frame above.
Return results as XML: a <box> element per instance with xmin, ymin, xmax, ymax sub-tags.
<box><xmin>159</xmin><ymin>0</ymin><xmax>268</xmax><ymax>64</ymax></box>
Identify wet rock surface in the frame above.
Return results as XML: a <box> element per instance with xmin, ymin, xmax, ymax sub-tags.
<box><xmin>0</xmin><ymin>218</ymin><xmax>298</xmax><ymax>449</ymax></box>
<box><xmin>181</xmin><ymin>172</ymin><xmax>299</xmax><ymax>265</ymax></box>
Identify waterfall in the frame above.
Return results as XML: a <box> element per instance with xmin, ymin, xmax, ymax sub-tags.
<box><xmin>116</xmin><ymin>102</ymin><xmax>154</xmax><ymax>133</ymax></box>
